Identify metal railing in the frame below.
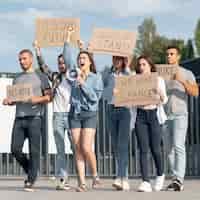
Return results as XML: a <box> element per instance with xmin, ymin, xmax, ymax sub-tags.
<box><xmin>0</xmin><ymin>77</ymin><xmax>200</xmax><ymax>178</ymax></box>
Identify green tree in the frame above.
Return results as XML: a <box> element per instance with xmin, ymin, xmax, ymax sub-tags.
<box><xmin>136</xmin><ymin>17</ymin><xmax>157</xmax><ymax>56</ymax></box>
<box><xmin>136</xmin><ymin>17</ymin><xmax>191</xmax><ymax>64</ymax></box>
<box><xmin>184</xmin><ymin>39</ymin><xmax>195</xmax><ymax>60</ymax></box>
<box><xmin>195</xmin><ymin>19</ymin><xmax>200</xmax><ymax>56</ymax></box>
<box><xmin>151</xmin><ymin>35</ymin><xmax>168</xmax><ymax>64</ymax></box>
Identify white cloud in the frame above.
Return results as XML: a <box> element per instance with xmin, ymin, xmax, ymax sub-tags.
<box><xmin>0</xmin><ymin>8</ymin><xmax>54</xmax><ymax>54</ymax></box>
<box><xmin>0</xmin><ymin>0</ymin><xmax>199</xmax><ymax>72</ymax></box>
<box><xmin>0</xmin><ymin>8</ymin><xmax>53</xmax><ymax>26</ymax></box>
<box><xmin>3</xmin><ymin>0</ymin><xmax>198</xmax><ymax>17</ymax></box>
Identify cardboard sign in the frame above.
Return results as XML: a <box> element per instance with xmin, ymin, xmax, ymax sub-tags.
<box><xmin>156</xmin><ymin>64</ymin><xmax>178</xmax><ymax>80</ymax></box>
<box><xmin>35</xmin><ymin>18</ymin><xmax>80</xmax><ymax>47</ymax></box>
<box><xmin>114</xmin><ymin>73</ymin><xmax>160</xmax><ymax>107</ymax></box>
<box><xmin>7</xmin><ymin>84</ymin><xmax>33</xmax><ymax>102</ymax></box>
<box><xmin>88</xmin><ymin>28</ymin><xmax>136</xmax><ymax>56</ymax></box>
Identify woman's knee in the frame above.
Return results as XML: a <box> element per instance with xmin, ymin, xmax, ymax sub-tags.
<box><xmin>82</xmin><ymin>144</ymin><xmax>93</xmax><ymax>156</ymax></box>
<box><xmin>74</xmin><ymin>142</ymin><xmax>82</xmax><ymax>153</ymax></box>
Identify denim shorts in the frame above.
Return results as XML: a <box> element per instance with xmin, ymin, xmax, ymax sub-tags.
<box><xmin>69</xmin><ymin>111</ymin><xmax>97</xmax><ymax>129</ymax></box>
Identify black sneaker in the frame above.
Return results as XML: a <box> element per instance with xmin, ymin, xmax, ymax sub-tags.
<box><xmin>166</xmin><ymin>179</ymin><xmax>184</xmax><ymax>191</ymax></box>
<box><xmin>24</xmin><ymin>180</ymin><xmax>34</xmax><ymax>192</ymax></box>
<box><xmin>166</xmin><ymin>181</ymin><xmax>175</xmax><ymax>191</ymax></box>
<box><xmin>173</xmin><ymin>179</ymin><xmax>184</xmax><ymax>191</ymax></box>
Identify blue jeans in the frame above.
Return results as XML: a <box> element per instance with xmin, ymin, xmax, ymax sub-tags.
<box><xmin>109</xmin><ymin>105</ymin><xmax>131</xmax><ymax>179</ymax></box>
<box><xmin>53</xmin><ymin>112</ymin><xmax>72</xmax><ymax>178</ymax></box>
<box><xmin>163</xmin><ymin>115</ymin><xmax>188</xmax><ymax>183</ymax></box>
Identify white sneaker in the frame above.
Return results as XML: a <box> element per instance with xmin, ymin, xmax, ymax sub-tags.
<box><xmin>138</xmin><ymin>181</ymin><xmax>152</xmax><ymax>192</ymax></box>
<box><xmin>121</xmin><ymin>180</ymin><xmax>130</xmax><ymax>191</ymax></box>
<box><xmin>154</xmin><ymin>174</ymin><xmax>165</xmax><ymax>191</ymax></box>
<box><xmin>112</xmin><ymin>178</ymin><xmax>122</xmax><ymax>190</ymax></box>
<box><xmin>56</xmin><ymin>178</ymin><xmax>70</xmax><ymax>190</ymax></box>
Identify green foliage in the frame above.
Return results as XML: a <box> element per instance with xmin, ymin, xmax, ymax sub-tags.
<box><xmin>195</xmin><ymin>19</ymin><xmax>200</xmax><ymax>56</ymax></box>
<box><xmin>136</xmin><ymin>17</ymin><xmax>157</xmax><ymax>56</ymax></box>
<box><xmin>135</xmin><ymin>17</ymin><xmax>195</xmax><ymax>64</ymax></box>
<box><xmin>182</xmin><ymin>39</ymin><xmax>194</xmax><ymax>61</ymax></box>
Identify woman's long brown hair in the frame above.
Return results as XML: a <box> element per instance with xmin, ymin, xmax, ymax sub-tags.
<box><xmin>136</xmin><ymin>55</ymin><xmax>157</xmax><ymax>74</ymax></box>
<box><xmin>77</xmin><ymin>51</ymin><xmax>97</xmax><ymax>73</ymax></box>
<box><xmin>111</xmin><ymin>56</ymin><xmax>126</xmax><ymax>72</ymax></box>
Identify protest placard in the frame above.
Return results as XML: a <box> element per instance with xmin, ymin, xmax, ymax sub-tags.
<box><xmin>156</xmin><ymin>64</ymin><xmax>178</xmax><ymax>80</ymax></box>
<box><xmin>7</xmin><ymin>84</ymin><xmax>33</xmax><ymax>102</ymax></box>
<box><xmin>114</xmin><ymin>73</ymin><xmax>160</xmax><ymax>107</ymax></box>
<box><xmin>35</xmin><ymin>18</ymin><xmax>80</xmax><ymax>47</ymax></box>
<box><xmin>88</xmin><ymin>28</ymin><xmax>136</xmax><ymax>56</ymax></box>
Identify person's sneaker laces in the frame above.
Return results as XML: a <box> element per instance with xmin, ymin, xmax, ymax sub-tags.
<box><xmin>138</xmin><ymin>181</ymin><xmax>152</xmax><ymax>192</ymax></box>
<box><xmin>154</xmin><ymin>174</ymin><xmax>165</xmax><ymax>191</ymax></box>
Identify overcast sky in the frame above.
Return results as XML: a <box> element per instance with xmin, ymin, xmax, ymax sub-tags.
<box><xmin>0</xmin><ymin>0</ymin><xmax>199</xmax><ymax>73</ymax></box>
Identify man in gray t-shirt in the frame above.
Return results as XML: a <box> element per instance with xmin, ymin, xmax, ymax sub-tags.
<box><xmin>13</xmin><ymin>71</ymin><xmax>50</xmax><ymax>117</ymax></box>
<box><xmin>3</xmin><ymin>49</ymin><xmax>51</xmax><ymax>192</ymax></box>
<box><xmin>165</xmin><ymin>67</ymin><xmax>196</xmax><ymax>116</ymax></box>
<box><xmin>164</xmin><ymin>46</ymin><xmax>199</xmax><ymax>191</ymax></box>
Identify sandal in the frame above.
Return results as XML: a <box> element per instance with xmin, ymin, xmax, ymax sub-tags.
<box><xmin>76</xmin><ymin>183</ymin><xmax>87</xmax><ymax>192</ymax></box>
<box><xmin>92</xmin><ymin>176</ymin><xmax>101</xmax><ymax>188</ymax></box>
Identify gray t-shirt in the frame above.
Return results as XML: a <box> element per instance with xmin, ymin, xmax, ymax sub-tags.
<box><xmin>13</xmin><ymin>71</ymin><xmax>50</xmax><ymax>117</ymax></box>
<box><xmin>164</xmin><ymin>66</ymin><xmax>196</xmax><ymax>116</ymax></box>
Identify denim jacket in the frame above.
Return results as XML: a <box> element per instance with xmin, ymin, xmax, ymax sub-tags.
<box><xmin>103</xmin><ymin>68</ymin><xmax>132</xmax><ymax>104</ymax></box>
<box><xmin>63</xmin><ymin>42</ymin><xmax>103</xmax><ymax>115</ymax></box>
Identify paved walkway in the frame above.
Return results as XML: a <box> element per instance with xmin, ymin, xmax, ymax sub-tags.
<box><xmin>0</xmin><ymin>178</ymin><xmax>199</xmax><ymax>200</ymax></box>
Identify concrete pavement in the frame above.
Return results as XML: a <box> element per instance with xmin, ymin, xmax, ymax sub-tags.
<box><xmin>0</xmin><ymin>178</ymin><xmax>199</xmax><ymax>200</ymax></box>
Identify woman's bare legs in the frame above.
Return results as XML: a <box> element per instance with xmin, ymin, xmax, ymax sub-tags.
<box><xmin>71</xmin><ymin>128</ymin><xmax>86</xmax><ymax>185</ymax></box>
<box><xmin>81</xmin><ymin>128</ymin><xmax>98</xmax><ymax>177</ymax></box>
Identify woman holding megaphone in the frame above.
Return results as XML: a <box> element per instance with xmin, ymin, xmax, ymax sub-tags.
<box><xmin>63</xmin><ymin>27</ymin><xmax>103</xmax><ymax>192</ymax></box>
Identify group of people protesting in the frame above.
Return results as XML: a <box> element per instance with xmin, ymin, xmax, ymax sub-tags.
<box><xmin>2</xmin><ymin>27</ymin><xmax>199</xmax><ymax>192</ymax></box>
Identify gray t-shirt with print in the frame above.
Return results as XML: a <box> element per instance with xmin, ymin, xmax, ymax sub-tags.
<box><xmin>164</xmin><ymin>66</ymin><xmax>196</xmax><ymax>116</ymax></box>
<box><xmin>13</xmin><ymin>71</ymin><xmax>50</xmax><ymax>117</ymax></box>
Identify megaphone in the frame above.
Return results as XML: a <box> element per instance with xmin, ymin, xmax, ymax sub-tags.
<box><xmin>66</xmin><ymin>68</ymin><xmax>81</xmax><ymax>82</ymax></box>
